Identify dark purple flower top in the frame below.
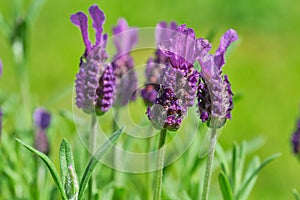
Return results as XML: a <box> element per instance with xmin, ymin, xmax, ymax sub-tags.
<box><xmin>147</xmin><ymin>24</ymin><xmax>210</xmax><ymax>131</ymax></box>
<box><xmin>112</xmin><ymin>19</ymin><xmax>138</xmax><ymax>107</ymax></box>
<box><xmin>147</xmin><ymin>86</ymin><xmax>183</xmax><ymax>131</ymax></box>
<box><xmin>197</xmin><ymin>29</ymin><xmax>238</xmax><ymax>128</ymax></box>
<box><xmin>71</xmin><ymin>5</ymin><xmax>115</xmax><ymax>114</ymax></box>
<box><xmin>141</xmin><ymin>21</ymin><xmax>177</xmax><ymax>105</ymax></box>
<box><xmin>292</xmin><ymin>119</ymin><xmax>300</xmax><ymax>154</ymax></box>
<box><xmin>34</xmin><ymin>108</ymin><xmax>51</xmax><ymax>131</ymax></box>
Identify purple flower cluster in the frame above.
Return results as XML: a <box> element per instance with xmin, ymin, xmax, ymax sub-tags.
<box><xmin>147</xmin><ymin>24</ymin><xmax>211</xmax><ymax>131</ymax></box>
<box><xmin>197</xmin><ymin>29</ymin><xmax>238</xmax><ymax>128</ymax></box>
<box><xmin>71</xmin><ymin>5</ymin><xmax>115</xmax><ymax>115</ymax></box>
<box><xmin>34</xmin><ymin>108</ymin><xmax>51</xmax><ymax>155</ymax></box>
<box><xmin>292</xmin><ymin>118</ymin><xmax>300</xmax><ymax>153</ymax></box>
<box><xmin>141</xmin><ymin>22</ymin><xmax>177</xmax><ymax>105</ymax></box>
<box><xmin>112</xmin><ymin>19</ymin><xmax>138</xmax><ymax>107</ymax></box>
<box><xmin>147</xmin><ymin>87</ymin><xmax>183</xmax><ymax>131</ymax></box>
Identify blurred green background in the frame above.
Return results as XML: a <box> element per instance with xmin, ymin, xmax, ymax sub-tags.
<box><xmin>1</xmin><ymin>0</ymin><xmax>300</xmax><ymax>199</ymax></box>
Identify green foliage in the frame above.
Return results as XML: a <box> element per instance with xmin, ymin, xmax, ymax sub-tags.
<box><xmin>217</xmin><ymin>142</ymin><xmax>280</xmax><ymax>200</ymax></box>
<box><xmin>16</xmin><ymin>138</ymin><xmax>68</xmax><ymax>200</ymax></box>
<box><xmin>78</xmin><ymin>128</ymin><xmax>123</xmax><ymax>199</ymax></box>
<box><xmin>16</xmin><ymin>127</ymin><xmax>123</xmax><ymax>200</ymax></box>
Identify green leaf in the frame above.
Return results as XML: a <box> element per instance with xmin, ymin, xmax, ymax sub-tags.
<box><xmin>16</xmin><ymin>138</ymin><xmax>67</xmax><ymax>200</ymax></box>
<box><xmin>237</xmin><ymin>153</ymin><xmax>281</xmax><ymax>199</ymax></box>
<box><xmin>0</xmin><ymin>14</ymin><xmax>12</xmax><ymax>40</ymax></box>
<box><xmin>218</xmin><ymin>172</ymin><xmax>233</xmax><ymax>200</ymax></box>
<box><xmin>78</xmin><ymin>128</ymin><xmax>124</xmax><ymax>200</ymax></box>
<box><xmin>230</xmin><ymin>143</ymin><xmax>238</xmax><ymax>191</ymax></box>
<box><xmin>26</xmin><ymin>0</ymin><xmax>46</xmax><ymax>24</ymax></box>
<box><xmin>238</xmin><ymin>157</ymin><xmax>259</xmax><ymax>200</ymax></box>
<box><xmin>293</xmin><ymin>189</ymin><xmax>300</xmax><ymax>200</ymax></box>
<box><xmin>59</xmin><ymin>139</ymin><xmax>78</xmax><ymax>199</ymax></box>
<box><xmin>59</xmin><ymin>139</ymin><xmax>76</xmax><ymax>186</ymax></box>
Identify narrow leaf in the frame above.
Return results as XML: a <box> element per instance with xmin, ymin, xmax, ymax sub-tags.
<box><xmin>238</xmin><ymin>157</ymin><xmax>259</xmax><ymax>200</ymax></box>
<box><xmin>0</xmin><ymin>14</ymin><xmax>12</xmax><ymax>40</ymax></box>
<box><xmin>237</xmin><ymin>153</ymin><xmax>281</xmax><ymax>199</ymax></box>
<box><xmin>26</xmin><ymin>0</ymin><xmax>46</xmax><ymax>23</ymax></box>
<box><xmin>59</xmin><ymin>139</ymin><xmax>76</xmax><ymax>186</ymax></box>
<box><xmin>16</xmin><ymin>138</ymin><xmax>67</xmax><ymax>200</ymax></box>
<box><xmin>78</xmin><ymin>128</ymin><xmax>124</xmax><ymax>200</ymax></box>
<box><xmin>218</xmin><ymin>172</ymin><xmax>233</xmax><ymax>200</ymax></box>
<box><xmin>293</xmin><ymin>189</ymin><xmax>300</xmax><ymax>200</ymax></box>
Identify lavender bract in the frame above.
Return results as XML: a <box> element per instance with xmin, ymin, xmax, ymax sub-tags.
<box><xmin>147</xmin><ymin>25</ymin><xmax>210</xmax><ymax>131</ymax></box>
<box><xmin>112</xmin><ymin>19</ymin><xmax>138</xmax><ymax>107</ymax></box>
<box><xmin>34</xmin><ymin>108</ymin><xmax>51</xmax><ymax>155</ymax></box>
<box><xmin>71</xmin><ymin>5</ymin><xmax>115</xmax><ymax>115</ymax></box>
<box><xmin>292</xmin><ymin>118</ymin><xmax>300</xmax><ymax>154</ymax></box>
<box><xmin>197</xmin><ymin>29</ymin><xmax>238</xmax><ymax>128</ymax></box>
<box><xmin>141</xmin><ymin>22</ymin><xmax>177</xmax><ymax>105</ymax></box>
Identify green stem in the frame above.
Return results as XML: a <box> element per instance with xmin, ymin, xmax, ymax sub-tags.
<box><xmin>88</xmin><ymin>113</ymin><xmax>97</xmax><ymax>200</ymax></box>
<box><xmin>110</xmin><ymin>109</ymin><xmax>119</xmax><ymax>181</ymax></box>
<box><xmin>153</xmin><ymin>128</ymin><xmax>167</xmax><ymax>200</ymax></box>
<box><xmin>201</xmin><ymin>128</ymin><xmax>217</xmax><ymax>200</ymax></box>
<box><xmin>146</xmin><ymin>127</ymin><xmax>152</xmax><ymax>199</ymax></box>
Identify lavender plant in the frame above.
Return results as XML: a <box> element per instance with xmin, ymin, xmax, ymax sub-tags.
<box><xmin>0</xmin><ymin>2</ymin><xmax>283</xmax><ymax>199</ymax></box>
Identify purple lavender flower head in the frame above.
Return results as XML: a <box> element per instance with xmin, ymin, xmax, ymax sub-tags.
<box><xmin>34</xmin><ymin>108</ymin><xmax>51</xmax><ymax>130</ymax></box>
<box><xmin>71</xmin><ymin>5</ymin><xmax>115</xmax><ymax>115</ymax></box>
<box><xmin>112</xmin><ymin>18</ymin><xmax>138</xmax><ymax>107</ymax></box>
<box><xmin>34</xmin><ymin>108</ymin><xmax>51</xmax><ymax>155</ymax></box>
<box><xmin>291</xmin><ymin>118</ymin><xmax>300</xmax><ymax>154</ymax></box>
<box><xmin>141</xmin><ymin>22</ymin><xmax>177</xmax><ymax>105</ymax></box>
<box><xmin>197</xmin><ymin>29</ymin><xmax>238</xmax><ymax>128</ymax></box>
<box><xmin>147</xmin><ymin>24</ymin><xmax>209</xmax><ymax>131</ymax></box>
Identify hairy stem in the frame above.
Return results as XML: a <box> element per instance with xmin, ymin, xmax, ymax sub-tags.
<box><xmin>153</xmin><ymin>128</ymin><xmax>167</xmax><ymax>200</ymax></box>
<box><xmin>201</xmin><ymin>128</ymin><xmax>217</xmax><ymax>200</ymax></box>
<box><xmin>88</xmin><ymin>113</ymin><xmax>97</xmax><ymax>200</ymax></box>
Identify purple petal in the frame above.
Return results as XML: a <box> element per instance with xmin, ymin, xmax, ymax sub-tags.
<box><xmin>214</xmin><ymin>29</ymin><xmax>238</xmax><ymax>69</ymax></box>
<box><xmin>70</xmin><ymin>12</ymin><xmax>92</xmax><ymax>51</ymax></box>
<box><xmin>155</xmin><ymin>21</ymin><xmax>177</xmax><ymax>46</ymax></box>
<box><xmin>89</xmin><ymin>5</ymin><xmax>105</xmax><ymax>46</ymax></box>
<box><xmin>113</xmin><ymin>18</ymin><xmax>138</xmax><ymax>56</ymax></box>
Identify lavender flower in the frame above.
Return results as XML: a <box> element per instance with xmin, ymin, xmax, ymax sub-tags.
<box><xmin>147</xmin><ymin>25</ymin><xmax>210</xmax><ymax>131</ymax></box>
<box><xmin>112</xmin><ymin>19</ymin><xmax>138</xmax><ymax>107</ymax></box>
<box><xmin>292</xmin><ymin>118</ymin><xmax>300</xmax><ymax>154</ymax></box>
<box><xmin>141</xmin><ymin>22</ymin><xmax>177</xmax><ymax>105</ymax></box>
<box><xmin>34</xmin><ymin>108</ymin><xmax>51</xmax><ymax>155</ymax></box>
<box><xmin>71</xmin><ymin>5</ymin><xmax>115</xmax><ymax>115</ymax></box>
<box><xmin>197</xmin><ymin>29</ymin><xmax>238</xmax><ymax>128</ymax></box>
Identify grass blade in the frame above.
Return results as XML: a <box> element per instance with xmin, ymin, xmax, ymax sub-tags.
<box><xmin>237</xmin><ymin>153</ymin><xmax>281</xmax><ymax>199</ymax></box>
<box><xmin>78</xmin><ymin>128</ymin><xmax>123</xmax><ymax>200</ymax></box>
<box><xmin>16</xmin><ymin>138</ymin><xmax>67</xmax><ymax>200</ymax></box>
<box><xmin>293</xmin><ymin>189</ymin><xmax>300</xmax><ymax>200</ymax></box>
<box><xmin>218</xmin><ymin>172</ymin><xmax>233</xmax><ymax>200</ymax></box>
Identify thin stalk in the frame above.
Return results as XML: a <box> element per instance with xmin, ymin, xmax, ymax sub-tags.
<box><xmin>88</xmin><ymin>113</ymin><xmax>97</xmax><ymax>200</ymax></box>
<box><xmin>146</xmin><ymin>127</ymin><xmax>152</xmax><ymax>199</ymax></box>
<box><xmin>110</xmin><ymin>108</ymin><xmax>119</xmax><ymax>181</ymax></box>
<box><xmin>153</xmin><ymin>128</ymin><xmax>167</xmax><ymax>200</ymax></box>
<box><xmin>201</xmin><ymin>128</ymin><xmax>218</xmax><ymax>200</ymax></box>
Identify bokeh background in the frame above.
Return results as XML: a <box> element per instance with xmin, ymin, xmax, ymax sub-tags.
<box><xmin>1</xmin><ymin>0</ymin><xmax>300</xmax><ymax>199</ymax></box>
